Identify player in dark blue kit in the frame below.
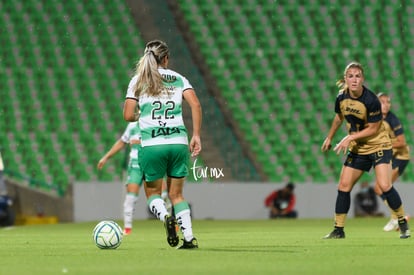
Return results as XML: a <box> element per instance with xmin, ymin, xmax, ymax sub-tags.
<box><xmin>321</xmin><ymin>62</ymin><xmax>410</xmax><ymax>239</ymax></box>
<box><xmin>375</xmin><ymin>93</ymin><xmax>411</xmax><ymax>232</ymax></box>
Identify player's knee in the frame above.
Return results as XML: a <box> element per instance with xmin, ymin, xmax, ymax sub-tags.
<box><xmin>338</xmin><ymin>181</ymin><xmax>353</xmax><ymax>192</ymax></box>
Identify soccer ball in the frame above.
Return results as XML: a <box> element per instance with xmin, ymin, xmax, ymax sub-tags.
<box><xmin>92</xmin><ymin>220</ymin><xmax>123</xmax><ymax>249</ymax></box>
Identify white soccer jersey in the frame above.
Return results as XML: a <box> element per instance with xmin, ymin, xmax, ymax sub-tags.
<box><xmin>125</xmin><ymin>68</ymin><xmax>193</xmax><ymax>147</ymax></box>
<box><xmin>120</xmin><ymin>122</ymin><xmax>141</xmax><ymax>160</ymax></box>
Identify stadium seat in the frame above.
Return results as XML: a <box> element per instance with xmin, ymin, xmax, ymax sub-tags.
<box><xmin>176</xmin><ymin>0</ymin><xmax>414</xmax><ymax>182</ymax></box>
<box><xmin>0</xmin><ymin>0</ymin><xmax>151</xmax><ymax>193</ymax></box>
<box><xmin>2</xmin><ymin>0</ymin><xmax>414</xmax><ymax>188</ymax></box>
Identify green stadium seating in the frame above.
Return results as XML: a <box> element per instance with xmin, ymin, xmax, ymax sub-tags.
<box><xmin>0</xmin><ymin>0</ymin><xmax>147</xmax><ymax>194</ymax></box>
<box><xmin>176</xmin><ymin>0</ymin><xmax>414</xmax><ymax>182</ymax></box>
<box><xmin>2</xmin><ymin>0</ymin><xmax>414</xmax><ymax>193</ymax></box>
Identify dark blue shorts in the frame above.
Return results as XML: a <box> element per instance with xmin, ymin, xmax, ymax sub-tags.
<box><xmin>344</xmin><ymin>149</ymin><xmax>392</xmax><ymax>172</ymax></box>
<box><xmin>392</xmin><ymin>158</ymin><xmax>410</xmax><ymax>176</ymax></box>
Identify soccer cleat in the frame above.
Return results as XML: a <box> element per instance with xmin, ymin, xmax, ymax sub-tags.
<box><xmin>384</xmin><ymin>216</ymin><xmax>410</xmax><ymax>232</ymax></box>
<box><xmin>383</xmin><ymin>219</ymin><xmax>399</xmax><ymax>232</ymax></box>
<box><xmin>323</xmin><ymin>228</ymin><xmax>345</xmax><ymax>239</ymax></box>
<box><xmin>398</xmin><ymin>218</ymin><xmax>411</xmax><ymax>239</ymax></box>
<box><xmin>164</xmin><ymin>215</ymin><xmax>179</xmax><ymax>247</ymax></box>
<box><xmin>123</xmin><ymin>228</ymin><xmax>132</xmax><ymax>235</ymax></box>
<box><xmin>178</xmin><ymin>238</ymin><xmax>198</xmax><ymax>249</ymax></box>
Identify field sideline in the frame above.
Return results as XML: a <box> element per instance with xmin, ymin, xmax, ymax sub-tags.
<box><xmin>0</xmin><ymin>218</ymin><xmax>412</xmax><ymax>275</ymax></box>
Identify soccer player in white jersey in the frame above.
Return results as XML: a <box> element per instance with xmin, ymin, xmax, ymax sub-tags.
<box><xmin>123</xmin><ymin>40</ymin><xmax>202</xmax><ymax>249</ymax></box>
<box><xmin>97</xmin><ymin>122</ymin><xmax>143</xmax><ymax>235</ymax></box>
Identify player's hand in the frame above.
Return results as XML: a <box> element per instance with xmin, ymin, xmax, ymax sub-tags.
<box><xmin>333</xmin><ymin>135</ymin><xmax>353</xmax><ymax>155</ymax></box>
<box><xmin>189</xmin><ymin>135</ymin><xmax>201</xmax><ymax>157</ymax></box>
<box><xmin>97</xmin><ymin>158</ymin><xmax>107</xmax><ymax>169</ymax></box>
<box><xmin>321</xmin><ymin>137</ymin><xmax>332</xmax><ymax>152</ymax></box>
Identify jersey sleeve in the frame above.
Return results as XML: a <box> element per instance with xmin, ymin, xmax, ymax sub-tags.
<box><xmin>120</xmin><ymin>124</ymin><xmax>132</xmax><ymax>143</ymax></box>
<box><xmin>181</xmin><ymin>75</ymin><xmax>193</xmax><ymax>92</ymax></box>
<box><xmin>334</xmin><ymin>94</ymin><xmax>342</xmax><ymax>114</ymax></box>
<box><xmin>388</xmin><ymin>112</ymin><xmax>404</xmax><ymax>136</ymax></box>
<box><xmin>366</xmin><ymin>97</ymin><xmax>382</xmax><ymax>123</ymax></box>
<box><xmin>125</xmin><ymin>75</ymin><xmax>138</xmax><ymax>100</ymax></box>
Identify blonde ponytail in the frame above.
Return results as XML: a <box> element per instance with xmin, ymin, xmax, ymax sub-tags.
<box><xmin>336</xmin><ymin>79</ymin><xmax>346</xmax><ymax>91</ymax></box>
<box><xmin>133</xmin><ymin>40</ymin><xmax>169</xmax><ymax>97</ymax></box>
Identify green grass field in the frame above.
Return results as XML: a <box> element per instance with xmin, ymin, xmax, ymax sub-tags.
<box><xmin>0</xmin><ymin>218</ymin><xmax>412</xmax><ymax>275</ymax></box>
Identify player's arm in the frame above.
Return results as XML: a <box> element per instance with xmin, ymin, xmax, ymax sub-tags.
<box><xmin>350</xmin><ymin>120</ymin><xmax>381</xmax><ymax>140</ymax></box>
<box><xmin>393</xmin><ymin>133</ymin><xmax>407</xmax><ymax>149</ymax></box>
<box><xmin>334</xmin><ymin>120</ymin><xmax>382</xmax><ymax>155</ymax></box>
<box><xmin>321</xmin><ymin>113</ymin><xmax>343</xmax><ymax>152</ymax></box>
<box><xmin>183</xmin><ymin>89</ymin><xmax>202</xmax><ymax>157</ymax></box>
<box><xmin>97</xmin><ymin>140</ymin><xmax>127</xmax><ymax>169</ymax></box>
<box><xmin>123</xmin><ymin>98</ymin><xmax>139</xmax><ymax>122</ymax></box>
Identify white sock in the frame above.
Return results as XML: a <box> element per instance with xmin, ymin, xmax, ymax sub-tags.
<box><xmin>148</xmin><ymin>195</ymin><xmax>169</xmax><ymax>222</ymax></box>
<box><xmin>124</xmin><ymin>193</ymin><xmax>138</xmax><ymax>229</ymax></box>
<box><xmin>161</xmin><ymin>190</ymin><xmax>172</xmax><ymax>214</ymax></box>
<box><xmin>174</xmin><ymin>201</ymin><xmax>194</xmax><ymax>241</ymax></box>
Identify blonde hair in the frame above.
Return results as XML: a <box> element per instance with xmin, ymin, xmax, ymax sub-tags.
<box><xmin>134</xmin><ymin>40</ymin><xmax>169</xmax><ymax>97</ymax></box>
<box><xmin>377</xmin><ymin>92</ymin><xmax>389</xmax><ymax>99</ymax></box>
<box><xmin>336</xmin><ymin>62</ymin><xmax>364</xmax><ymax>92</ymax></box>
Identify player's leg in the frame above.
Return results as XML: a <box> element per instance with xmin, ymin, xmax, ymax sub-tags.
<box><xmin>375</xmin><ymin>153</ymin><xmax>410</xmax><ymax>238</ymax></box>
<box><xmin>166</xmin><ymin>145</ymin><xmax>198</xmax><ymax>249</ymax></box>
<box><xmin>324</xmin><ymin>153</ymin><xmax>366</xmax><ymax>239</ymax></box>
<box><xmin>145</xmin><ymin>177</ymin><xmax>180</xmax><ymax>247</ymax></box>
<box><xmin>392</xmin><ymin>159</ymin><xmax>411</xmax><ymax>227</ymax></box>
<box><xmin>139</xmin><ymin>145</ymin><xmax>169</xmax><ymax>221</ymax></box>
<box><xmin>168</xmin><ymin>177</ymin><xmax>197</xmax><ymax>249</ymax></box>
<box><xmin>377</xmin><ymin>167</ymin><xmax>400</xmax><ymax>231</ymax></box>
<box><xmin>145</xmin><ymin>179</ymin><xmax>169</xmax><ymax>220</ymax></box>
<box><xmin>141</xmin><ymin>145</ymin><xmax>179</xmax><ymax>247</ymax></box>
<box><xmin>123</xmin><ymin>183</ymin><xmax>140</xmax><ymax>235</ymax></box>
<box><xmin>161</xmin><ymin>179</ymin><xmax>172</xmax><ymax>214</ymax></box>
<box><xmin>123</xmin><ymin>159</ymin><xmax>143</xmax><ymax>235</ymax></box>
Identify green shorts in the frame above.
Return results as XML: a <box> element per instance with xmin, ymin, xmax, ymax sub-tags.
<box><xmin>139</xmin><ymin>144</ymin><xmax>189</xmax><ymax>182</ymax></box>
<box><xmin>126</xmin><ymin>158</ymin><xmax>144</xmax><ymax>186</ymax></box>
